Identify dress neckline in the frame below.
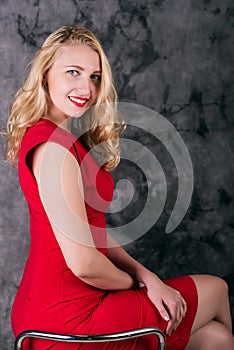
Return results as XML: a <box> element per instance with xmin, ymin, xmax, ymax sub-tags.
<box><xmin>39</xmin><ymin>118</ymin><xmax>111</xmax><ymax>174</ymax></box>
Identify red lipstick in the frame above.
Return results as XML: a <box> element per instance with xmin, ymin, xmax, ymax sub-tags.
<box><xmin>69</xmin><ymin>96</ymin><xmax>88</xmax><ymax>107</ymax></box>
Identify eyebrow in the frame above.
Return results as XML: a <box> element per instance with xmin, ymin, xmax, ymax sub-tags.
<box><xmin>65</xmin><ymin>65</ymin><xmax>101</xmax><ymax>74</ymax></box>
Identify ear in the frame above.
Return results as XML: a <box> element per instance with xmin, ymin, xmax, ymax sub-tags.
<box><xmin>42</xmin><ymin>75</ymin><xmax>48</xmax><ymax>90</ymax></box>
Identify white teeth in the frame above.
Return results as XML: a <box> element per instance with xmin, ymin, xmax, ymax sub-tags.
<box><xmin>69</xmin><ymin>96</ymin><xmax>87</xmax><ymax>104</ymax></box>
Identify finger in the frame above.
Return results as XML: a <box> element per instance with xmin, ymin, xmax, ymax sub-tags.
<box><xmin>179</xmin><ymin>296</ymin><xmax>185</xmax><ymax>317</ymax></box>
<box><xmin>170</xmin><ymin>322</ymin><xmax>178</xmax><ymax>336</ymax></box>
<box><xmin>164</xmin><ymin>304</ymin><xmax>177</xmax><ymax>335</ymax></box>
<box><xmin>167</xmin><ymin>316</ymin><xmax>181</xmax><ymax>336</ymax></box>
<box><xmin>177</xmin><ymin>298</ymin><xmax>186</xmax><ymax>321</ymax></box>
<box><xmin>166</xmin><ymin>319</ymin><xmax>177</xmax><ymax>336</ymax></box>
<box><xmin>182</xmin><ymin>298</ymin><xmax>187</xmax><ymax>316</ymax></box>
<box><xmin>169</xmin><ymin>299</ymin><xmax>183</xmax><ymax>330</ymax></box>
<box><xmin>176</xmin><ymin>291</ymin><xmax>187</xmax><ymax>316</ymax></box>
<box><xmin>175</xmin><ymin>292</ymin><xmax>186</xmax><ymax>320</ymax></box>
<box><xmin>173</xmin><ymin>299</ymin><xmax>186</xmax><ymax>333</ymax></box>
<box><xmin>176</xmin><ymin>303</ymin><xmax>182</xmax><ymax>325</ymax></box>
<box><xmin>157</xmin><ymin>303</ymin><xmax>170</xmax><ymax>323</ymax></box>
<box><xmin>179</xmin><ymin>299</ymin><xmax>186</xmax><ymax>323</ymax></box>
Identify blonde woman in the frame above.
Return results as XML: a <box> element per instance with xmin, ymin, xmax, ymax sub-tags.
<box><xmin>7</xmin><ymin>25</ymin><xmax>233</xmax><ymax>349</ymax></box>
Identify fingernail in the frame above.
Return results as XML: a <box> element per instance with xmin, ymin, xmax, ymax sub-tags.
<box><xmin>164</xmin><ymin>315</ymin><xmax>169</xmax><ymax>321</ymax></box>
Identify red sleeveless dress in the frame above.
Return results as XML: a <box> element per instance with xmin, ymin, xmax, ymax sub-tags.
<box><xmin>11</xmin><ymin>119</ymin><xmax>198</xmax><ymax>349</ymax></box>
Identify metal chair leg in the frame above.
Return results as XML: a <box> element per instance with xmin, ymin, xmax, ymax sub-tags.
<box><xmin>14</xmin><ymin>327</ymin><xmax>166</xmax><ymax>349</ymax></box>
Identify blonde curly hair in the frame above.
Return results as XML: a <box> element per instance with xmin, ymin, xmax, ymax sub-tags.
<box><xmin>6</xmin><ymin>25</ymin><xmax>124</xmax><ymax>170</ymax></box>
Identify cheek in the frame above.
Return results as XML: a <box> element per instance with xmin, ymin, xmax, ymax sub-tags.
<box><xmin>92</xmin><ymin>84</ymin><xmax>100</xmax><ymax>100</ymax></box>
<box><xmin>48</xmin><ymin>79</ymin><xmax>66</xmax><ymax>102</ymax></box>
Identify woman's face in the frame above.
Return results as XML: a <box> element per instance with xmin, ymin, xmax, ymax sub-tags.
<box><xmin>46</xmin><ymin>43</ymin><xmax>101</xmax><ymax>123</ymax></box>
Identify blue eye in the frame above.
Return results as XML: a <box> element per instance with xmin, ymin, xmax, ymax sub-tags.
<box><xmin>91</xmin><ymin>74</ymin><xmax>101</xmax><ymax>82</ymax></box>
<box><xmin>67</xmin><ymin>70</ymin><xmax>79</xmax><ymax>76</ymax></box>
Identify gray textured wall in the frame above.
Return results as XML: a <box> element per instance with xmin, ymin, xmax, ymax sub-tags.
<box><xmin>0</xmin><ymin>0</ymin><xmax>234</xmax><ymax>348</ymax></box>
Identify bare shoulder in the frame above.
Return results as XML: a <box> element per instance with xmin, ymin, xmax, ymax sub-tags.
<box><xmin>32</xmin><ymin>141</ymin><xmax>78</xmax><ymax>181</ymax></box>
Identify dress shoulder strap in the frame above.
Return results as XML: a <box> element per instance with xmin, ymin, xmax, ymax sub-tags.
<box><xmin>19</xmin><ymin>119</ymin><xmax>80</xmax><ymax>166</ymax></box>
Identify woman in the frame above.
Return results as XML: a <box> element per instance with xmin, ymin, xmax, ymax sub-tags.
<box><xmin>7</xmin><ymin>25</ymin><xmax>233</xmax><ymax>349</ymax></box>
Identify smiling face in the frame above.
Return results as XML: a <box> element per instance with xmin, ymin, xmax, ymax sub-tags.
<box><xmin>46</xmin><ymin>43</ymin><xmax>101</xmax><ymax>124</ymax></box>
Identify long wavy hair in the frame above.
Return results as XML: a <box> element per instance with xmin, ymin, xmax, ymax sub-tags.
<box><xmin>6</xmin><ymin>25</ymin><xmax>124</xmax><ymax>170</ymax></box>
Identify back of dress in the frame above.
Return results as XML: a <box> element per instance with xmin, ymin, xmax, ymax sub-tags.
<box><xmin>11</xmin><ymin>119</ymin><xmax>113</xmax><ymax>339</ymax></box>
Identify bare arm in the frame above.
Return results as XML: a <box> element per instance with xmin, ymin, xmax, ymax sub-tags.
<box><xmin>107</xmin><ymin>235</ymin><xmax>155</xmax><ymax>286</ymax></box>
<box><xmin>32</xmin><ymin>141</ymin><xmax>135</xmax><ymax>291</ymax></box>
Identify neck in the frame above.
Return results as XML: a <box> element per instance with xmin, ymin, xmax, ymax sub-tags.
<box><xmin>43</xmin><ymin>116</ymin><xmax>72</xmax><ymax>132</ymax></box>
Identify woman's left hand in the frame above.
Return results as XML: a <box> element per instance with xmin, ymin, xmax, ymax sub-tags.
<box><xmin>145</xmin><ymin>277</ymin><xmax>187</xmax><ymax>336</ymax></box>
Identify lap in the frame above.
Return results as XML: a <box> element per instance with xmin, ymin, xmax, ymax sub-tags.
<box><xmin>21</xmin><ymin>275</ymin><xmax>199</xmax><ymax>350</ymax></box>
<box><xmin>90</xmin><ymin>275</ymin><xmax>198</xmax><ymax>350</ymax></box>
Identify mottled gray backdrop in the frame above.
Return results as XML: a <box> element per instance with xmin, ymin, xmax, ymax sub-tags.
<box><xmin>0</xmin><ymin>0</ymin><xmax>234</xmax><ymax>348</ymax></box>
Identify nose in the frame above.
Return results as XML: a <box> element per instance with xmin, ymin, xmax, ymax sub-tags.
<box><xmin>76</xmin><ymin>75</ymin><xmax>90</xmax><ymax>95</ymax></box>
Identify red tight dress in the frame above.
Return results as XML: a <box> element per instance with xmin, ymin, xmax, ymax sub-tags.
<box><xmin>11</xmin><ymin>119</ymin><xmax>198</xmax><ymax>349</ymax></box>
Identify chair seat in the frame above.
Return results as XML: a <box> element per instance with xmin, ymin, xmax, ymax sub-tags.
<box><xmin>14</xmin><ymin>327</ymin><xmax>166</xmax><ymax>350</ymax></box>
